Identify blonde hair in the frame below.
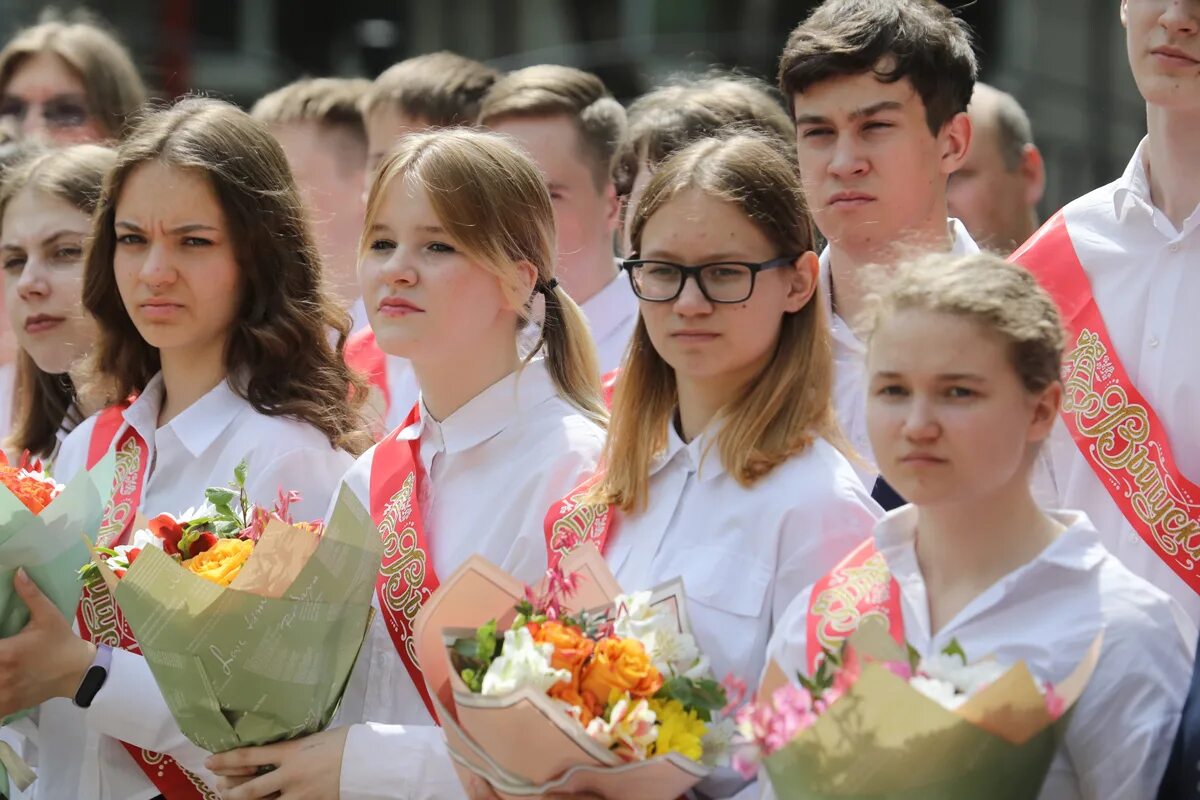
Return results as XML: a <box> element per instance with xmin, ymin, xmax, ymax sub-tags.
<box><xmin>478</xmin><ymin>65</ymin><xmax>627</xmax><ymax>189</ymax></box>
<box><xmin>598</xmin><ymin>133</ymin><xmax>839</xmax><ymax>512</ymax></box>
<box><xmin>0</xmin><ymin>12</ymin><xmax>146</xmax><ymax>139</ymax></box>
<box><xmin>362</xmin><ymin>52</ymin><xmax>499</xmax><ymax>126</ymax></box>
<box><xmin>864</xmin><ymin>251</ymin><xmax>1065</xmax><ymax>392</ymax></box>
<box><xmin>362</xmin><ymin>128</ymin><xmax>606</xmax><ymax>427</ymax></box>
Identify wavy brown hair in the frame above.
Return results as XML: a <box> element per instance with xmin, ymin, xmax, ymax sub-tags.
<box><xmin>82</xmin><ymin>98</ymin><xmax>369</xmax><ymax>454</ymax></box>
<box><xmin>0</xmin><ymin>143</ymin><xmax>117</xmax><ymax>457</ymax></box>
<box><xmin>598</xmin><ymin>133</ymin><xmax>843</xmax><ymax>512</ymax></box>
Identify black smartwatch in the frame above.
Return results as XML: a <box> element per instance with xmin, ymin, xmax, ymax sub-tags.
<box><xmin>73</xmin><ymin>644</ymin><xmax>113</xmax><ymax>708</ymax></box>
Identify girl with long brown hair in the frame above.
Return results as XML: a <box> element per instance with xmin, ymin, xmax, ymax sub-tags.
<box><xmin>0</xmin><ymin>144</ymin><xmax>115</xmax><ymax>460</ymax></box>
<box><xmin>545</xmin><ymin>132</ymin><xmax>880</xmax><ymax>709</ymax></box>
<box><xmin>206</xmin><ymin>128</ymin><xmax>607</xmax><ymax>798</ymax></box>
<box><xmin>0</xmin><ymin>98</ymin><xmax>367</xmax><ymax>800</ymax></box>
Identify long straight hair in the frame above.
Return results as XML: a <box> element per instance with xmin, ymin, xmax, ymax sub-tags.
<box><xmin>0</xmin><ymin>143</ymin><xmax>116</xmax><ymax>457</ymax></box>
<box><xmin>598</xmin><ymin>134</ymin><xmax>842</xmax><ymax>512</ymax></box>
<box><xmin>362</xmin><ymin>128</ymin><xmax>606</xmax><ymax>427</ymax></box>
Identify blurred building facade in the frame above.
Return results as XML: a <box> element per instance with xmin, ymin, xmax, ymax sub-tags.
<box><xmin>0</xmin><ymin>0</ymin><xmax>1144</xmax><ymax>215</ymax></box>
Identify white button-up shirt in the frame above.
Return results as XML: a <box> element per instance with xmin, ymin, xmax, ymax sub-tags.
<box><xmin>760</xmin><ymin>507</ymin><xmax>1191</xmax><ymax>800</ymax></box>
<box><xmin>14</xmin><ymin>373</ymin><xmax>354</xmax><ymax>800</ymax></box>
<box><xmin>334</xmin><ymin>360</ymin><xmax>605</xmax><ymax>800</ymax></box>
<box><xmin>579</xmin><ymin>269</ymin><xmax>639</xmax><ymax>375</ymax></box>
<box><xmin>820</xmin><ymin>219</ymin><xmax>979</xmax><ymax>481</ymax></box>
<box><xmin>1039</xmin><ymin>139</ymin><xmax>1200</xmax><ymax>628</ymax></box>
<box><xmin>602</xmin><ymin>423</ymin><xmax>881</xmax><ymax>694</ymax></box>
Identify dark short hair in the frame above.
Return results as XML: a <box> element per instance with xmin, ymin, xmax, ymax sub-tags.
<box><xmin>778</xmin><ymin>0</ymin><xmax>977</xmax><ymax>134</ymax></box>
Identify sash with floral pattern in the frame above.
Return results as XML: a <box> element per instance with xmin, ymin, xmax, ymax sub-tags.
<box><xmin>805</xmin><ymin>540</ymin><xmax>903</xmax><ymax>675</ymax></box>
<box><xmin>542</xmin><ymin>474</ymin><xmax>618</xmax><ymax>570</ymax></box>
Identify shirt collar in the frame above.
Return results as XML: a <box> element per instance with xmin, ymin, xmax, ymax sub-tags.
<box><xmin>1113</xmin><ymin>138</ymin><xmax>1152</xmax><ymax>221</ymax></box>
<box><xmin>874</xmin><ymin>505</ymin><xmax>1109</xmax><ymax>582</ymax></box>
<box><xmin>580</xmin><ymin>266</ymin><xmax>639</xmax><ymax>343</ymax></box>
<box><xmin>123</xmin><ymin>373</ymin><xmax>246</xmax><ymax>457</ymax></box>
<box><xmin>414</xmin><ymin>358</ymin><xmax>560</xmax><ymax>455</ymax></box>
<box><xmin>647</xmin><ymin>415</ymin><xmax>727</xmax><ymax>483</ymax></box>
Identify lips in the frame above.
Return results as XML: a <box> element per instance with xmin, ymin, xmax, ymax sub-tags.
<box><xmin>670</xmin><ymin>329</ymin><xmax>720</xmax><ymax>341</ymax></box>
<box><xmin>827</xmin><ymin>191</ymin><xmax>877</xmax><ymax>208</ymax></box>
<box><xmin>378</xmin><ymin>297</ymin><xmax>424</xmax><ymax>317</ymax></box>
<box><xmin>900</xmin><ymin>453</ymin><xmax>947</xmax><ymax>466</ymax></box>
<box><xmin>139</xmin><ymin>299</ymin><xmax>185</xmax><ymax>320</ymax></box>
<box><xmin>1151</xmin><ymin>46</ymin><xmax>1200</xmax><ymax>67</ymax></box>
<box><xmin>23</xmin><ymin>314</ymin><xmax>64</xmax><ymax>334</ymax></box>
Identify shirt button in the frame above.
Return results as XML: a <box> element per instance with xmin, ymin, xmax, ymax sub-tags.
<box><xmin>1149</xmin><ymin>336</ymin><xmax>1160</xmax><ymax>348</ymax></box>
<box><xmin>1169</xmin><ymin>243</ymin><xmax>1180</xmax><ymax>253</ymax></box>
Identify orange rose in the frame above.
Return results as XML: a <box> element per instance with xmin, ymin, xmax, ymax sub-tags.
<box><xmin>531</xmin><ymin>621</ymin><xmax>594</xmax><ymax>686</ymax></box>
<box><xmin>182</xmin><ymin>538</ymin><xmax>254</xmax><ymax>586</ymax></box>
<box><xmin>580</xmin><ymin>637</ymin><xmax>663</xmax><ymax>707</ymax></box>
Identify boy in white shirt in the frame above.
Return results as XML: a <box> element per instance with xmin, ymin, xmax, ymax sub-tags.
<box><xmin>777</xmin><ymin>0</ymin><xmax>980</xmax><ymax>494</ymax></box>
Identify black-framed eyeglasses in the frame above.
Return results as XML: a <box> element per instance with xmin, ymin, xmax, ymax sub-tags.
<box><xmin>620</xmin><ymin>255</ymin><xmax>798</xmax><ymax>304</ymax></box>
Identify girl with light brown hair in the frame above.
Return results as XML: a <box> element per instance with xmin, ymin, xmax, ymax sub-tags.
<box><xmin>0</xmin><ymin>12</ymin><xmax>146</xmax><ymax>144</ymax></box>
<box><xmin>544</xmin><ymin>132</ymin><xmax>880</xmax><ymax>726</ymax></box>
<box><xmin>0</xmin><ymin>97</ymin><xmax>365</xmax><ymax>799</ymax></box>
<box><xmin>205</xmin><ymin>127</ymin><xmax>607</xmax><ymax>798</ymax></box>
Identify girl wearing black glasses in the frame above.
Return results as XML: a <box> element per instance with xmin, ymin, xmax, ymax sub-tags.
<box><xmin>543</xmin><ymin>133</ymin><xmax>880</xmax><ymax>722</ymax></box>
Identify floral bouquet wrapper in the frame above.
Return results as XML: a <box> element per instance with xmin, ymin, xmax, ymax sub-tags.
<box><xmin>413</xmin><ymin>544</ymin><xmax>734</xmax><ymax>800</ymax></box>
<box><xmin>93</xmin><ymin>485</ymin><xmax>381</xmax><ymax>754</ymax></box>
<box><xmin>0</xmin><ymin>453</ymin><xmax>115</xmax><ymax>796</ymax></box>
<box><xmin>757</xmin><ymin>621</ymin><xmax>1102</xmax><ymax>800</ymax></box>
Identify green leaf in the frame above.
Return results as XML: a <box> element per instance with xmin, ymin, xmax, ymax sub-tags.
<box><xmin>205</xmin><ymin>488</ymin><xmax>237</xmax><ymax>508</ymax></box>
<box><xmin>233</xmin><ymin>459</ymin><xmax>249</xmax><ymax>490</ymax></box>
<box><xmin>475</xmin><ymin>619</ymin><xmax>498</xmax><ymax>661</ymax></box>
<box><xmin>942</xmin><ymin>638</ymin><xmax>967</xmax><ymax>665</ymax></box>
<box><xmin>655</xmin><ymin>676</ymin><xmax>727</xmax><ymax>721</ymax></box>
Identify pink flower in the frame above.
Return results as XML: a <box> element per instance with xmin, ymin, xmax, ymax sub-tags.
<box><xmin>1044</xmin><ymin>684</ymin><xmax>1066</xmax><ymax>719</ymax></box>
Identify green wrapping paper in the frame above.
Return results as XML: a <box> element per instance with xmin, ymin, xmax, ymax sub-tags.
<box><xmin>106</xmin><ymin>485</ymin><xmax>380</xmax><ymax>754</ymax></box>
<box><xmin>0</xmin><ymin>454</ymin><xmax>116</xmax><ymax>797</ymax></box>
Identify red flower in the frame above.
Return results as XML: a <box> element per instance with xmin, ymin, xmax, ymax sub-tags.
<box><xmin>148</xmin><ymin>514</ymin><xmax>186</xmax><ymax>557</ymax></box>
<box><xmin>126</xmin><ymin>547</ymin><xmax>143</xmax><ymax>565</ymax></box>
<box><xmin>191</xmin><ymin>532</ymin><xmax>220</xmax><ymax>557</ymax></box>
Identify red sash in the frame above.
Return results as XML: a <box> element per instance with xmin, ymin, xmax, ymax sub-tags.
<box><xmin>805</xmin><ymin>540</ymin><xmax>903</xmax><ymax>675</ymax></box>
<box><xmin>75</xmin><ymin>406</ymin><xmax>217</xmax><ymax>799</ymax></box>
<box><xmin>543</xmin><ymin>474</ymin><xmax>618</xmax><ymax>570</ymax></box>
<box><xmin>600</xmin><ymin>369</ymin><xmax>619</xmax><ymax>409</ymax></box>
<box><xmin>1012</xmin><ymin>212</ymin><xmax>1200</xmax><ymax>593</ymax></box>
<box><xmin>369</xmin><ymin>405</ymin><xmax>441</xmax><ymax>722</ymax></box>
<box><xmin>347</xmin><ymin>328</ymin><xmax>389</xmax><ymax>409</ymax></box>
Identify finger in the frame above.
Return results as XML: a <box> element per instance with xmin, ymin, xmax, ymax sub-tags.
<box><xmin>207</xmin><ymin>745</ymin><xmax>281</xmax><ymax>773</ymax></box>
<box><xmin>219</xmin><ymin>769</ymin><xmax>284</xmax><ymax>800</ymax></box>
<box><xmin>216</xmin><ymin>774</ymin><xmax>255</xmax><ymax>790</ymax></box>
<box><xmin>211</xmin><ymin>764</ymin><xmax>260</xmax><ymax>778</ymax></box>
<box><xmin>13</xmin><ymin>569</ymin><xmax>56</xmax><ymax>619</ymax></box>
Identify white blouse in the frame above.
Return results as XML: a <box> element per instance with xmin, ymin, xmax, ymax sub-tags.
<box><xmin>335</xmin><ymin>359</ymin><xmax>605</xmax><ymax>800</ymax></box>
<box><xmin>820</xmin><ymin>218</ymin><xmax>979</xmax><ymax>484</ymax></box>
<box><xmin>758</xmin><ymin>507</ymin><xmax>1192</xmax><ymax>800</ymax></box>
<box><xmin>603</xmin><ymin>422</ymin><xmax>881</xmax><ymax>693</ymax></box>
<box><xmin>1038</xmin><ymin>139</ymin><xmax>1200</xmax><ymax>629</ymax></box>
<box><xmin>12</xmin><ymin>373</ymin><xmax>354</xmax><ymax>800</ymax></box>
<box><xmin>580</xmin><ymin>269</ymin><xmax>639</xmax><ymax>375</ymax></box>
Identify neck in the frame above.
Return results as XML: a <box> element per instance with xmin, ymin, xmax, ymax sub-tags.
<box><xmin>157</xmin><ymin>344</ymin><xmax>228</xmax><ymax>427</ymax></box>
<box><xmin>828</xmin><ymin>213</ymin><xmax>953</xmax><ymax>328</ymax></box>
<box><xmin>1145</xmin><ymin>106</ymin><xmax>1200</xmax><ymax>229</ymax></box>
<box><xmin>411</xmin><ymin>332</ymin><xmax>521</xmax><ymax>422</ymax></box>
<box><xmin>559</xmin><ymin>246</ymin><xmax>616</xmax><ymax>307</ymax></box>
<box><xmin>913</xmin><ymin>474</ymin><xmax>1060</xmax><ymax>633</ymax></box>
<box><xmin>67</xmin><ymin>360</ymin><xmax>104</xmax><ymax>417</ymax></box>
<box><xmin>675</xmin><ymin>372</ymin><xmax>750</xmax><ymax>443</ymax></box>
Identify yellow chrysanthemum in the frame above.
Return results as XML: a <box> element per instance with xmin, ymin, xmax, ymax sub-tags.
<box><xmin>648</xmin><ymin>698</ymin><xmax>707</xmax><ymax>762</ymax></box>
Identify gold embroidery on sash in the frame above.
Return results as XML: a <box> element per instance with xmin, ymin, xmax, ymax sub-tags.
<box><xmin>98</xmin><ymin>436</ymin><xmax>143</xmax><ymax>546</ymax></box>
<box><xmin>378</xmin><ymin>473</ymin><xmax>429</xmax><ymax>662</ymax></box>
<box><xmin>809</xmin><ymin>553</ymin><xmax>893</xmax><ymax>654</ymax></box>
<box><xmin>549</xmin><ymin>485</ymin><xmax>608</xmax><ymax>558</ymax></box>
<box><xmin>1063</xmin><ymin>329</ymin><xmax>1200</xmax><ymax>564</ymax></box>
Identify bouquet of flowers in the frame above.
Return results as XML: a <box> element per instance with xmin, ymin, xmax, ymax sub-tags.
<box><xmin>729</xmin><ymin>619</ymin><xmax>1101</xmax><ymax>799</ymax></box>
<box><xmin>413</xmin><ymin>544</ymin><xmax>734</xmax><ymax>800</ymax></box>
<box><xmin>0</xmin><ymin>451</ymin><xmax>116</xmax><ymax>796</ymax></box>
<box><xmin>87</xmin><ymin>464</ymin><xmax>381</xmax><ymax>755</ymax></box>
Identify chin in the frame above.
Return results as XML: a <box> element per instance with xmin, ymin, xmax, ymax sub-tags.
<box><xmin>1138</xmin><ymin>75</ymin><xmax>1200</xmax><ymax>109</ymax></box>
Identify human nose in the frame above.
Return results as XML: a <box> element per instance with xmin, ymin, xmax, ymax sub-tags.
<box><xmin>828</xmin><ymin>134</ymin><xmax>869</xmax><ymax>180</ymax></box>
<box><xmin>15</xmin><ymin>256</ymin><xmax>50</xmax><ymax>299</ymax></box>
<box><xmin>671</xmin><ymin>271</ymin><xmax>713</xmax><ymax>316</ymax></box>
<box><xmin>901</xmin><ymin>395</ymin><xmax>940</xmax><ymax>441</ymax></box>
<box><xmin>138</xmin><ymin>242</ymin><xmax>177</xmax><ymax>287</ymax></box>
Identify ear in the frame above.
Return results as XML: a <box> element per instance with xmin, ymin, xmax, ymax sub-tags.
<box><xmin>938</xmin><ymin>112</ymin><xmax>973</xmax><ymax>177</ymax></box>
<box><xmin>507</xmin><ymin>259</ymin><xmax>539</xmax><ymax>312</ymax></box>
<box><xmin>602</xmin><ymin>181</ymin><xmax>621</xmax><ymax>236</ymax></box>
<box><xmin>1020</xmin><ymin>143</ymin><xmax>1047</xmax><ymax>207</ymax></box>
<box><xmin>783</xmin><ymin>251</ymin><xmax>820</xmax><ymax>313</ymax></box>
<box><xmin>1120</xmin><ymin>0</ymin><xmax>1129</xmax><ymax>27</ymax></box>
<box><xmin>1027</xmin><ymin>381</ymin><xmax>1063</xmax><ymax>443</ymax></box>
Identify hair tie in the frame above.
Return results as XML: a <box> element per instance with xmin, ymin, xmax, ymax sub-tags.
<box><xmin>540</xmin><ymin>278</ymin><xmax>559</xmax><ymax>294</ymax></box>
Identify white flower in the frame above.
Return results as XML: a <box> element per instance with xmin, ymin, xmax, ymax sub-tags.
<box><xmin>613</xmin><ymin>591</ymin><xmax>705</xmax><ymax>677</ymax></box>
<box><xmin>177</xmin><ymin>503</ymin><xmax>217</xmax><ymax>523</ymax></box>
<box><xmin>909</xmin><ymin>675</ymin><xmax>966</xmax><ymax>710</ymax></box>
<box><xmin>480</xmin><ymin>627</ymin><xmax>570</xmax><ymax>697</ymax></box>
<box><xmin>129</xmin><ymin>527</ymin><xmax>165</xmax><ymax>552</ymax></box>
<box><xmin>700</xmin><ymin>716</ymin><xmax>736</xmax><ymax>766</ymax></box>
<box><xmin>920</xmin><ymin>653</ymin><xmax>1007</xmax><ymax>696</ymax></box>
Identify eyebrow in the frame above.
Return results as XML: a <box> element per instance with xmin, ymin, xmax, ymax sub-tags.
<box><xmin>416</xmin><ymin>224</ymin><xmax>447</xmax><ymax>234</ymax></box>
<box><xmin>795</xmin><ymin>100</ymin><xmax>905</xmax><ymax>126</ymax></box>
<box><xmin>872</xmin><ymin>371</ymin><xmax>987</xmax><ymax>382</ymax></box>
<box><xmin>43</xmin><ymin>229</ymin><xmax>87</xmax><ymax>244</ymax></box>
<box><xmin>115</xmin><ymin>221</ymin><xmax>219</xmax><ymax>235</ymax></box>
<box><xmin>639</xmin><ymin>251</ymin><xmax>746</xmax><ymax>263</ymax></box>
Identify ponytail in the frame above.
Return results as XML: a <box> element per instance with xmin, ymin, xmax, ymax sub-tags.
<box><xmin>531</xmin><ymin>282</ymin><xmax>606</xmax><ymax>428</ymax></box>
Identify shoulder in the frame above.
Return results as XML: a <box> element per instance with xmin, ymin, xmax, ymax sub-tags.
<box><xmin>767</xmin><ymin>437</ymin><xmax>876</xmax><ymax>505</ymax></box>
<box><xmin>520</xmin><ymin>396</ymin><xmax>607</xmax><ymax>456</ymax></box>
<box><xmin>51</xmin><ymin>410</ymin><xmax>106</xmax><ymax>484</ymax></box>
<box><xmin>1059</xmin><ymin>177</ymin><xmax>1123</xmax><ymax>229</ymax></box>
<box><xmin>1092</xmin><ymin>552</ymin><xmax>1193</xmax><ymax>666</ymax></box>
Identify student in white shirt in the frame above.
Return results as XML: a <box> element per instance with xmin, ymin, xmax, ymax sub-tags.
<box><xmin>762</xmin><ymin>252</ymin><xmax>1190</xmax><ymax>800</ymax></box>
<box><xmin>540</xmin><ymin>132</ymin><xmax>879</xmax><ymax>740</ymax></box>
<box><xmin>1011</xmin><ymin>0</ymin><xmax>1200</xmax><ymax>629</ymax></box>
<box><xmin>479</xmin><ymin>65</ymin><xmax>638</xmax><ymax>375</ymax></box>
<box><xmin>0</xmin><ymin>144</ymin><xmax>114</xmax><ymax>460</ymax></box>
<box><xmin>0</xmin><ymin>98</ymin><xmax>368</xmax><ymax>800</ymax></box>
<box><xmin>206</xmin><ymin>128</ymin><xmax>607</xmax><ymax>800</ymax></box>
<box><xmin>777</xmin><ymin>0</ymin><xmax>980</xmax><ymax>485</ymax></box>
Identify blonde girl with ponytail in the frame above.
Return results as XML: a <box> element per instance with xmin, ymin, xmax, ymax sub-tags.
<box><xmin>206</xmin><ymin>128</ymin><xmax>607</xmax><ymax>799</ymax></box>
